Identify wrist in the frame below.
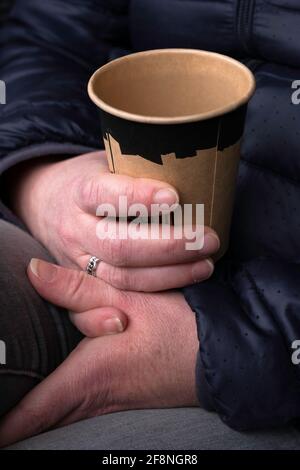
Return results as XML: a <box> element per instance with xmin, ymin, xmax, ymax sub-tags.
<box><xmin>4</xmin><ymin>157</ymin><xmax>62</xmax><ymax>239</ymax></box>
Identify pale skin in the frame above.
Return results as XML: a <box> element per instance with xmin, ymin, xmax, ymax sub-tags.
<box><xmin>10</xmin><ymin>151</ymin><xmax>220</xmax><ymax>296</ymax></box>
<box><xmin>0</xmin><ymin>151</ymin><xmax>220</xmax><ymax>444</ymax></box>
<box><xmin>0</xmin><ymin>259</ymin><xmax>199</xmax><ymax>447</ymax></box>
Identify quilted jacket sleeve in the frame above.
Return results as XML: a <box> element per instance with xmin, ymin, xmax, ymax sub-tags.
<box><xmin>0</xmin><ymin>0</ymin><xmax>130</xmax><ymax>176</ymax></box>
<box><xmin>183</xmin><ymin>257</ymin><xmax>300</xmax><ymax>431</ymax></box>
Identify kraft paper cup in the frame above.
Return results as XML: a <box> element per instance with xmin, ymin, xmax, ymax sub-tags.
<box><xmin>88</xmin><ymin>49</ymin><xmax>255</xmax><ymax>259</ymax></box>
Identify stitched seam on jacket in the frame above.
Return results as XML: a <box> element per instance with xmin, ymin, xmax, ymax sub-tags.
<box><xmin>246</xmin><ymin>0</ymin><xmax>256</xmax><ymax>54</ymax></box>
<box><xmin>241</xmin><ymin>159</ymin><xmax>300</xmax><ymax>187</ymax></box>
<box><xmin>236</xmin><ymin>0</ymin><xmax>256</xmax><ymax>56</ymax></box>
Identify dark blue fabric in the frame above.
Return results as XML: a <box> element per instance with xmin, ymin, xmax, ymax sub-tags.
<box><xmin>0</xmin><ymin>0</ymin><xmax>300</xmax><ymax>431</ymax></box>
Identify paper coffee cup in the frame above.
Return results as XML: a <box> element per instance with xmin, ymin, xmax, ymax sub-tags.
<box><xmin>88</xmin><ymin>49</ymin><xmax>255</xmax><ymax>259</ymax></box>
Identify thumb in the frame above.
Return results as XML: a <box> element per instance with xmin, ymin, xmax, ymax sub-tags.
<box><xmin>0</xmin><ymin>338</ymin><xmax>91</xmax><ymax>447</ymax></box>
<box><xmin>27</xmin><ymin>258</ymin><xmax>123</xmax><ymax>312</ymax></box>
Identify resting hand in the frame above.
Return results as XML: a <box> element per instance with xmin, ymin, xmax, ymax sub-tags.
<box><xmin>9</xmin><ymin>151</ymin><xmax>220</xmax><ymax>292</ymax></box>
<box><xmin>0</xmin><ymin>259</ymin><xmax>199</xmax><ymax>446</ymax></box>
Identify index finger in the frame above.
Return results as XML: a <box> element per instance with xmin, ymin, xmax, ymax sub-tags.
<box><xmin>75</xmin><ymin>172</ymin><xmax>179</xmax><ymax>216</ymax></box>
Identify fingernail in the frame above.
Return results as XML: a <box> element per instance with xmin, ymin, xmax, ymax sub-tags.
<box><xmin>30</xmin><ymin>258</ymin><xmax>58</xmax><ymax>282</ymax></box>
<box><xmin>192</xmin><ymin>259</ymin><xmax>215</xmax><ymax>283</ymax></box>
<box><xmin>153</xmin><ymin>188</ymin><xmax>179</xmax><ymax>206</ymax></box>
<box><xmin>201</xmin><ymin>232</ymin><xmax>220</xmax><ymax>254</ymax></box>
<box><xmin>104</xmin><ymin>317</ymin><xmax>125</xmax><ymax>335</ymax></box>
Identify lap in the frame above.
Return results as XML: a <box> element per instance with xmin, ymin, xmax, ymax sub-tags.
<box><xmin>7</xmin><ymin>408</ymin><xmax>300</xmax><ymax>450</ymax></box>
<box><xmin>2</xmin><ymin>221</ymin><xmax>300</xmax><ymax>450</ymax></box>
<box><xmin>0</xmin><ymin>220</ymin><xmax>81</xmax><ymax>416</ymax></box>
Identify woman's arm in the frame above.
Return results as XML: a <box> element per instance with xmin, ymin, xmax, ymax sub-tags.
<box><xmin>0</xmin><ymin>259</ymin><xmax>199</xmax><ymax>446</ymax></box>
<box><xmin>0</xmin><ymin>0</ymin><xmax>219</xmax><ymax>294</ymax></box>
<box><xmin>183</xmin><ymin>257</ymin><xmax>300</xmax><ymax>430</ymax></box>
<box><xmin>0</xmin><ymin>0</ymin><xmax>130</xmax><ymax>180</ymax></box>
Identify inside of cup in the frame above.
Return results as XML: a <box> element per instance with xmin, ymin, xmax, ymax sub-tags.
<box><xmin>90</xmin><ymin>50</ymin><xmax>254</xmax><ymax>121</ymax></box>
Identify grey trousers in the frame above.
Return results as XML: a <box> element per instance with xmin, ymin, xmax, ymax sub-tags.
<box><xmin>1</xmin><ymin>220</ymin><xmax>300</xmax><ymax>450</ymax></box>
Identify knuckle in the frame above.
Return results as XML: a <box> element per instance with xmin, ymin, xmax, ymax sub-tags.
<box><xmin>123</xmin><ymin>180</ymin><xmax>136</xmax><ymax>205</ymax></box>
<box><xmin>66</xmin><ymin>270</ymin><xmax>87</xmax><ymax>302</ymax></box>
<box><xmin>115</xmin><ymin>238</ymin><xmax>131</xmax><ymax>266</ymax></box>
<box><xmin>100</xmin><ymin>237</ymin><xmax>116</xmax><ymax>265</ymax></box>
<box><xmin>57</xmin><ymin>219</ymin><xmax>76</xmax><ymax>248</ymax></box>
<box><xmin>102</xmin><ymin>237</ymin><xmax>130</xmax><ymax>267</ymax></box>
<box><xmin>165</xmin><ymin>236</ymin><xmax>181</xmax><ymax>258</ymax></box>
<box><xmin>81</xmin><ymin>177</ymin><xmax>102</xmax><ymax>212</ymax></box>
<box><xmin>108</xmin><ymin>266</ymin><xmax>132</xmax><ymax>290</ymax></box>
<box><xmin>129</xmin><ymin>179</ymin><xmax>152</xmax><ymax>207</ymax></box>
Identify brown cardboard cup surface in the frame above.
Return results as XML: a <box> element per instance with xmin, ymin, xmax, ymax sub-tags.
<box><xmin>88</xmin><ymin>49</ymin><xmax>255</xmax><ymax>259</ymax></box>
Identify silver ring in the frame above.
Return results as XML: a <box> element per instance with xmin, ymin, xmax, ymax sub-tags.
<box><xmin>86</xmin><ymin>256</ymin><xmax>100</xmax><ymax>276</ymax></box>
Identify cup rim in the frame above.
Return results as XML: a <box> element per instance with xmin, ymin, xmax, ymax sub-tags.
<box><xmin>88</xmin><ymin>48</ymin><xmax>256</xmax><ymax>125</ymax></box>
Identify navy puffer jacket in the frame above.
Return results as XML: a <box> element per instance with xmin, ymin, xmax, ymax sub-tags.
<box><xmin>0</xmin><ymin>0</ymin><xmax>300</xmax><ymax>430</ymax></box>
